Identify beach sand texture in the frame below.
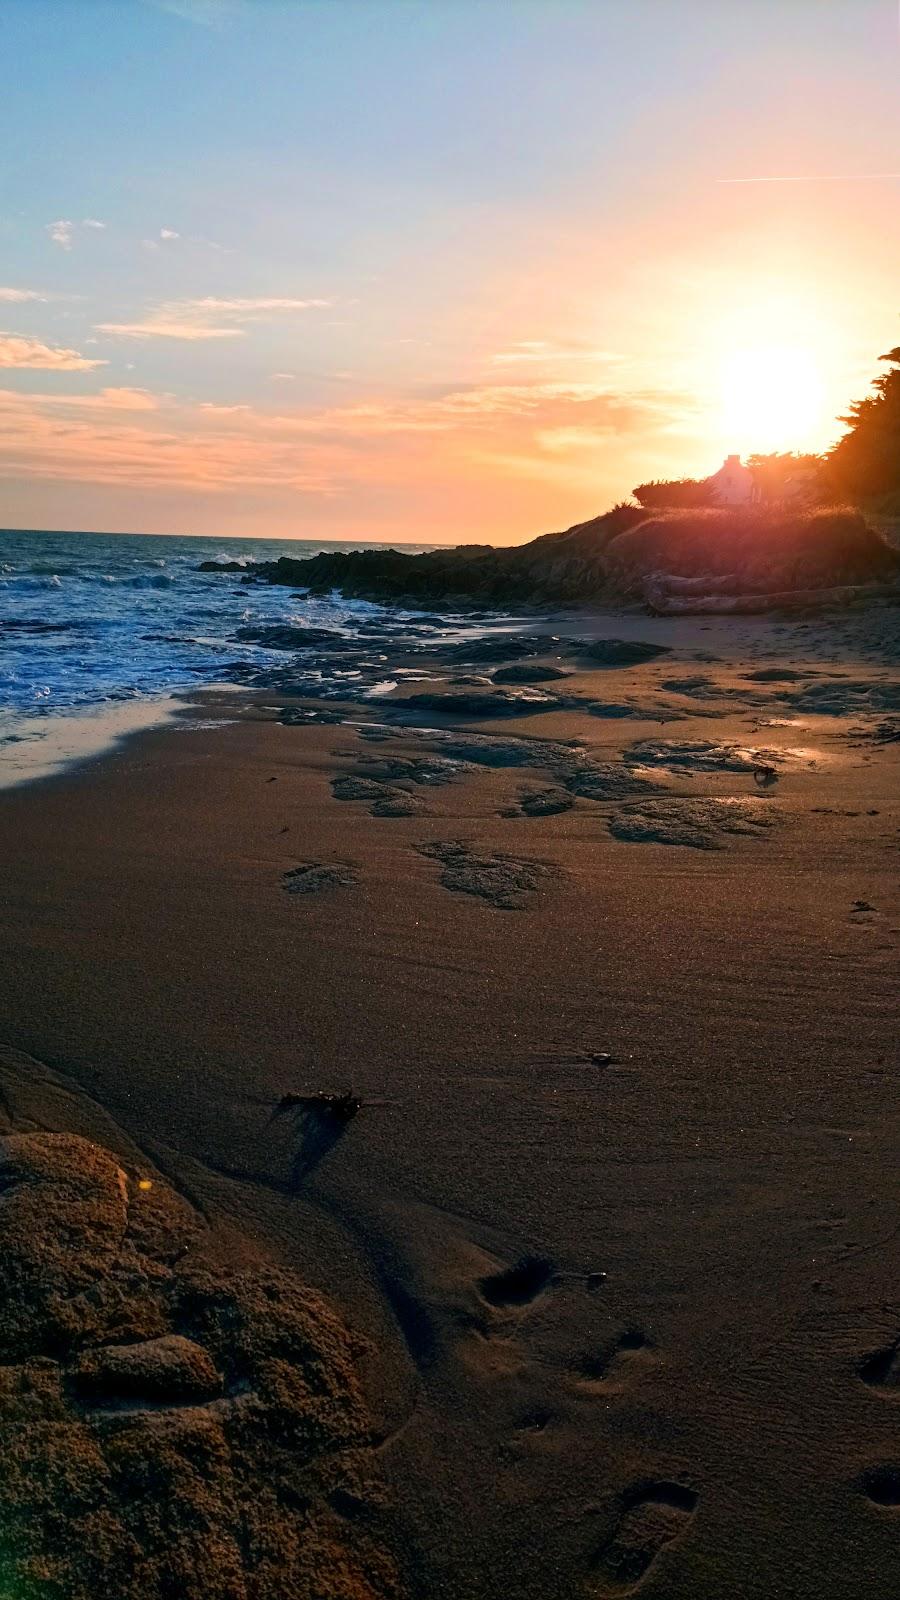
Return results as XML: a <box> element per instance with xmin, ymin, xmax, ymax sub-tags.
<box><xmin>0</xmin><ymin>606</ymin><xmax>898</xmax><ymax>1597</ymax></box>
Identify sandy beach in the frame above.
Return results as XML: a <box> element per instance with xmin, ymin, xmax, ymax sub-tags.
<box><xmin>1</xmin><ymin>605</ymin><xmax>898</xmax><ymax>1597</ymax></box>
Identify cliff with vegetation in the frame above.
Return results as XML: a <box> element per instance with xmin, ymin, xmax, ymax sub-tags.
<box><xmin>232</xmin><ymin>503</ymin><xmax>898</xmax><ymax>612</ymax></box>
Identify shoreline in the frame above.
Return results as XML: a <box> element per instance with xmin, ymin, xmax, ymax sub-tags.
<box><xmin>1</xmin><ymin>608</ymin><xmax>898</xmax><ymax>1595</ymax></box>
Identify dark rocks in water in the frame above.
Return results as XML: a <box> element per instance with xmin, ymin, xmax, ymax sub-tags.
<box><xmin>282</xmin><ymin>861</ymin><xmax>357</xmax><ymax>892</ymax></box>
<box><xmin>491</xmin><ymin>662</ymin><xmax>571</xmax><ymax>684</ymax></box>
<box><xmin>418</xmin><ymin>839</ymin><xmax>557</xmax><ymax>909</ymax></box>
<box><xmin>235</xmin><ymin>624</ymin><xmax>348</xmax><ymax>649</ymax></box>
<box><xmin>577</xmin><ymin>638</ymin><xmax>671</xmax><ymax>667</ymax></box>
<box><xmin>446</xmin><ymin>633</ymin><xmax>564</xmax><ymax>664</ymax></box>
<box><xmin>197</xmin><ymin>559</ymin><xmax>249</xmax><ymax>572</ymax></box>
<box><xmin>388</xmin><ymin>688</ymin><xmax>569</xmax><ymax>719</ymax></box>
<box><xmin>279</xmin><ymin>705</ymin><xmax>345</xmax><ymax>725</ymax></box>
<box><xmin>0</xmin><ymin>617</ymin><xmax>87</xmax><ymax>633</ymax></box>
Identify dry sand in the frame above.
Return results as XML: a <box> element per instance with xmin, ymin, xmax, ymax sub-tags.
<box><xmin>0</xmin><ymin>605</ymin><xmax>898</xmax><ymax>1598</ymax></box>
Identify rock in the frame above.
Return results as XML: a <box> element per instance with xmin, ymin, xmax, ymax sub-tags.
<box><xmin>491</xmin><ymin>663</ymin><xmax>571</xmax><ymax>684</ymax></box>
<box><xmin>446</xmin><ymin>634</ymin><xmax>564</xmax><ymax>664</ymax></box>
<box><xmin>577</xmin><ymin>638</ymin><xmax>671</xmax><ymax>667</ymax></box>
<box><xmin>235</xmin><ymin>624</ymin><xmax>347</xmax><ymax>649</ymax></box>
<box><xmin>607</xmin><ymin>797</ymin><xmax>780</xmax><ymax>848</ymax></box>
<box><xmin>563</xmin><ymin>761</ymin><xmax>664</xmax><ymax>801</ymax></box>
<box><xmin>331</xmin><ymin>775</ymin><xmax>423</xmax><ymax>817</ymax></box>
<box><xmin>282</xmin><ymin>862</ymin><xmax>357</xmax><ymax>893</ymax></box>
<box><xmin>0</xmin><ymin>1133</ymin><xmax>401</xmax><ymax>1599</ymax></box>
<box><xmin>419</xmin><ymin>840</ymin><xmax>558</xmax><ymax>909</ymax></box>
<box><xmin>197</xmin><ymin>559</ymin><xmax>249</xmax><ymax>572</ymax></box>
<box><xmin>389</xmin><ymin>689</ymin><xmax>568</xmax><ymax>719</ymax></box>
<box><xmin>70</xmin><ymin>1335</ymin><xmax>223</xmax><ymax>1405</ymax></box>
<box><xmin>512</xmin><ymin>788</ymin><xmax>574</xmax><ymax>818</ymax></box>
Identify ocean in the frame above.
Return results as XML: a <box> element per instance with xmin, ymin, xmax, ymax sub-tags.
<box><xmin>0</xmin><ymin>528</ymin><xmax>452</xmax><ymax>788</ymax></box>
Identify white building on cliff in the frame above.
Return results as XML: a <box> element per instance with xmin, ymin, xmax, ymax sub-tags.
<box><xmin>706</xmin><ymin>454</ymin><xmax>754</xmax><ymax>506</ymax></box>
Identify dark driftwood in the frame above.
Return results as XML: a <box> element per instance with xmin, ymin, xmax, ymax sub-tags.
<box><xmin>644</xmin><ymin>577</ymin><xmax>900</xmax><ymax>616</ymax></box>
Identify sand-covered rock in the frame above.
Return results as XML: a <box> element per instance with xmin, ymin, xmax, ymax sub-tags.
<box><xmin>0</xmin><ymin>1132</ymin><xmax>402</xmax><ymax>1600</ymax></box>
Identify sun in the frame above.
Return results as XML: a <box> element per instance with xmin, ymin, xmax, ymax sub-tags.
<box><xmin>718</xmin><ymin>343</ymin><xmax>826</xmax><ymax>456</ymax></box>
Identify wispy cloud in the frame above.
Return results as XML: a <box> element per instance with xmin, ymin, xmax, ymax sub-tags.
<box><xmin>717</xmin><ymin>173</ymin><xmax>900</xmax><ymax>184</ymax></box>
<box><xmin>95</xmin><ymin>317</ymin><xmax>241</xmax><ymax>341</ymax></box>
<box><xmin>160</xmin><ymin>228</ymin><xmax>180</xmax><ymax>240</ymax></box>
<box><xmin>0</xmin><ymin>287</ymin><xmax>46</xmax><ymax>303</ymax></box>
<box><xmin>46</xmin><ymin>218</ymin><xmax>108</xmax><ymax>249</ymax></box>
<box><xmin>46</xmin><ymin>219</ymin><xmax>73</xmax><ymax>250</ymax></box>
<box><xmin>0</xmin><ymin>334</ymin><xmax>107</xmax><ymax>371</ymax></box>
<box><xmin>0</xmin><ymin>373</ymin><xmax>691</xmax><ymax>505</ymax></box>
<box><xmin>187</xmin><ymin>296</ymin><xmax>332</xmax><ymax>315</ymax></box>
<box><xmin>96</xmin><ymin>294</ymin><xmax>333</xmax><ymax>340</ymax></box>
<box><xmin>491</xmin><ymin>340</ymin><xmax>622</xmax><ymax>365</ymax></box>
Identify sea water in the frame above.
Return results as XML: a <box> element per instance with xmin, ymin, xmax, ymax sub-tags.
<box><xmin>0</xmin><ymin>528</ymin><xmax>444</xmax><ymax>788</ymax></box>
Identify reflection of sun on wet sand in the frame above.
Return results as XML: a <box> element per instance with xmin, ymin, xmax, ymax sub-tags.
<box><xmin>0</xmin><ymin>599</ymin><xmax>898</xmax><ymax>1598</ymax></box>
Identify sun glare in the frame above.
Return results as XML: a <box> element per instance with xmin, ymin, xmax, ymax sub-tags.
<box><xmin>718</xmin><ymin>343</ymin><xmax>827</xmax><ymax>456</ymax></box>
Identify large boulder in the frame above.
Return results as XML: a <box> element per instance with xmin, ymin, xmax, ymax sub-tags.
<box><xmin>0</xmin><ymin>1133</ymin><xmax>402</xmax><ymax>1600</ymax></box>
<box><xmin>601</xmin><ymin>505</ymin><xmax>900</xmax><ymax>596</ymax></box>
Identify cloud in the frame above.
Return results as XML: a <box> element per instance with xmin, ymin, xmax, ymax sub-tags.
<box><xmin>0</xmin><ymin>369</ymin><xmax>694</xmax><ymax>508</ymax></box>
<box><xmin>96</xmin><ymin>318</ymin><xmax>242</xmax><ymax>341</ymax></box>
<box><xmin>0</xmin><ymin>335</ymin><xmax>107</xmax><ymax>371</ymax></box>
<box><xmin>491</xmin><ymin>340</ymin><xmax>623</xmax><ymax>366</ymax></box>
<box><xmin>271</xmin><ymin>372</ymin><xmax>296</xmax><ymax>381</ymax></box>
<box><xmin>33</xmin><ymin>387</ymin><xmax>162</xmax><ymax>412</ymax></box>
<box><xmin>46</xmin><ymin>218</ymin><xmax>107</xmax><ymax>249</ymax></box>
<box><xmin>159</xmin><ymin>228</ymin><xmax>180</xmax><ymax>240</ymax></box>
<box><xmin>185</xmin><ymin>296</ymin><xmax>332</xmax><ymax>316</ymax></box>
<box><xmin>0</xmin><ymin>287</ymin><xmax>45</xmax><ymax>303</ymax></box>
<box><xmin>46</xmin><ymin>220</ymin><xmax>73</xmax><ymax>250</ymax></box>
<box><xmin>96</xmin><ymin>295</ymin><xmax>332</xmax><ymax>340</ymax></box>
<box><xmin>717</xmin><ymin>173</ymin><xmax>900</xmax><ymax>184</ymax></box>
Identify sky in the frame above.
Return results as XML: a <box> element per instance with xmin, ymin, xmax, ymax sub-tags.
<box><xmin>0</xmin><ymin>0</ymin><xmax>899</xmax><ymax>543</ymax></box>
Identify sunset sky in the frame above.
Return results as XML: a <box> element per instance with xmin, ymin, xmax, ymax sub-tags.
<box><xmin>1</xmin><ymin>0</ymin><xmax>899</xmax><ymax>542</ymax></box>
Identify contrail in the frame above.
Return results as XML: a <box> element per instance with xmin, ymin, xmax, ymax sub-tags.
<box><xmin>718</xmin><ymin>173</ymin><xmax>900</xmax><ymax>184</ymax></box>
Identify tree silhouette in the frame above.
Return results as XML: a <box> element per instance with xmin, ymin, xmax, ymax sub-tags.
<box><xmin>632</xmin><ymin>476</ymin><xmax>718</xmax><ymax>509</ymax></box>
<box><xmin>828</xmin><ymin>345</ymin><xmax>900</xmax><ymax>498</ymax></box>
<box><xmin>746</xmin><ymin>452</ymin><xmax>823</xmax><ymax>503</ymax></box>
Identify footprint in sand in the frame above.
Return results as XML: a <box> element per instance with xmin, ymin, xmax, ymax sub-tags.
<box><xmin>590</xmin><ymin>1481</ymin><xmax>699</xmax><ymax>1595</ymax></box>
<box><xmin>573</xmin><ymin>1328</ymin><xmax>656</xmax><ymax>1390</ymax></box>
<box><xmin>860</xmin><ymin>1468</ymin><xmax>900</xmax><ymax>1507</ymax></box>
<box><xmin>478</xmin><ymin>1255</ymin><xmax>556</xmax><ymax>1308</ymax></box>
<box><xmin>859</xmin><ymin>1342</ymin><xmax>900</xmax><ymax>1391</ymax></box>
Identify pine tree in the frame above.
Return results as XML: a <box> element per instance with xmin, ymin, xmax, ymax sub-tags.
<box><xmin>828</xmin><ymin>346</ymin><xmax>900</xmax><ymax>498</ymax></box>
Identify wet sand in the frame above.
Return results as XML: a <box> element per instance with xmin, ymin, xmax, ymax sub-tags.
<box><xmin>1</xmin><ymin>606</ymin><xmax>898</xmax><ymax>1598</ymax></box>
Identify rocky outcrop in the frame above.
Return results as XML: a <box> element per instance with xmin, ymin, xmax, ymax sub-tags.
<box><xmin>199</xmin><ymin>504</ymin><xmax>899</xmax><ymax>613</ymax></box>
<box><xmin>243</xmin><ymin>505</ymin><xmax>646</xmax><ymax>608</ymax></box>
<box><xmin>0</xmin><ymin>1132</ymin><xmax>402</xmax><ymax>1600</ymax></box>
